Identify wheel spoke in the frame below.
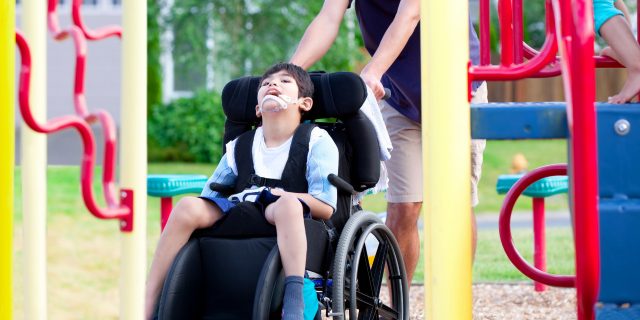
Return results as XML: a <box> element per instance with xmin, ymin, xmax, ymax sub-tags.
<box><xmin>370</xmin><ymin>237</ymin><xmax>389</xmax><ymax>295</ymax></box>
<box><xmin>377</xmin><ymin>302</ymin><xmax>400</xmax><ymax>319</ymax></box>
<box><xmin>357</xmin><ymin>245</ymin><xmax>375</xmax><ymax>296</ymax></box>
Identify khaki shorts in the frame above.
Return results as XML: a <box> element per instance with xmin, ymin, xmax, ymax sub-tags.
<box><xmin>381</xmin><ymin>82</ymin><xmax>488</xmax><ymax>206</ymax></box>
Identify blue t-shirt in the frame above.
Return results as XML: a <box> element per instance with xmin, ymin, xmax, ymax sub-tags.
<box><xmin>200</xmin><ymin>127</ymin><xmax>339</xmax><ymax>211</ymax></box>
<box><xmin>350</xmin><ymin>0</ymin><xmax>482</xmax><ymax>122</ymax></box>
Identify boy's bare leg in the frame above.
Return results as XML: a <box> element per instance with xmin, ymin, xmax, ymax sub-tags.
<box><xmin>265</xmin><ymin>194</ymin><xmax>307</xmax><ymax>277</ymax></box>
<box><xmin>265</xmin><ymin>194</ymin><xmax>307</xmax><ymax>319</ymax></box>
<box><xmin>385</xmin><ymin>202</ymin><xmax>422</xmax><ymax>284</ymax></box>
<box><xmin>600</xmin><ymin>15</ymin><xmax>640</xmax><ymax>103</ymax></box>
<box><xmin>144</xmin><ymin>197</ymin><xmax>222</xmax><ymax>319</ymax></box>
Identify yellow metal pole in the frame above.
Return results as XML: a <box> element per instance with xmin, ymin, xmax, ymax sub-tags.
<box><xmin>22</xmin><ymin>0</ymin><xmax>48</xmax><ymax>318</ymax></box>
<box><xmin>120</xmin><ymin>0</ymin><xmax>147</xmax><ymax>318</ymax></box>
<box><xmin>421</xmin><ymin>0</ymin><xmax>472</xmax><ymax>318</ymax></box>
<box><xmin>0</xmin><ymin>1</ymin><xmax>16</xmax><ymax>318</ymax></box>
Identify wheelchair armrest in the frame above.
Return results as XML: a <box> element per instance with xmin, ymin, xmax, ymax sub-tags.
<box><xmin>209</xmin><ymin>182</ymin><xmax>235</xmax><ymax>194</ymax></box>
<box><xmin>328</xmin><ymin>174</ymin><xmax>356</xmax><ymax>195</ymax></box>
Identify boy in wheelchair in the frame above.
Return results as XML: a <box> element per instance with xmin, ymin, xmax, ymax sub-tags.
<box><xmin>145</xmin><ymin>63</ymin><xmax>339</xmax><ymax>320</ymax></box>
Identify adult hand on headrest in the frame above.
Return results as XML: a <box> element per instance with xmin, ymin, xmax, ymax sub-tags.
<box><xmin>360</xmin><ymin>70</ymin><xmax>385</xmax><ymax>100</ymax></box>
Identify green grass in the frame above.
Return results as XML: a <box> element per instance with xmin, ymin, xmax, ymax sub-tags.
<box><xmin>407</xmin><ymin>228</ymin><xmax>575</xmax><ymax>284</ymax></box>
<box><xmin>10</xmin><ymin>141</ymin><xmax>575</xmax><ymax>317</ymax></box>
<box><xmin>360</xmin><ymin>139</ymin><xmax>570</xmax><ymax>214</ymax></box>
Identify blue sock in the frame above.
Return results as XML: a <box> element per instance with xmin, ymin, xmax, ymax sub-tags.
<box><xmin>282</xmin><ymin>275</ymin><xmax>304</xmax><ymax>320</ymax></box>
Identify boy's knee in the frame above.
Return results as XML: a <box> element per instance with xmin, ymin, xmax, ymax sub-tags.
<box><xmin>274</xmin><ymin>195</ymin><xmax>303</xmax><ymax>217</ymax></box>
<box><xmin>172</xmin><ymin>197</ymin><xmax>207</xmax><ymax>227</ymax></box>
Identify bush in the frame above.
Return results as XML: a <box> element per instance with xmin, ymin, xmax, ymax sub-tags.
<box><xmin>148</xmin><ymin>90</ymin><xmax>226</xmax><ymax>163</ymax></box>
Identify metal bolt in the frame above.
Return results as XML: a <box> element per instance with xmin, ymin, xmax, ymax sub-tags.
<box><xmin>614</xmin><ymin>119</ymin><xmax>631</xmax><ymax>136</ymax></box>
<box><xmin>120</xmin><ymin>220</ymin><xmax>127</xmax><ymax>227</ymax></box>
<box><xmin>121</xmin><ymin>191</ymin><xmax>127</xmax><ymax>198</ymax></box>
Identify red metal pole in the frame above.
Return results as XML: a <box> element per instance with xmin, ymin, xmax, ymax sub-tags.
<box><xmin>513</xmin><ymin>0</ymin><xmax>524</xmax><ymax>64</ymax></box>
<box><xmin>553</xmin><ymin>0</ymin><xmax>600</xmax><ymax>318</ymax></box>
<box><xmin>480</xmin><ymin>0</ymin><xmax>491</xmax><ymax>65</ymax></box>
<box><xmin>160</xmin><ymin>197</ymin><xmax>173</xmax><ymax>231</ymax></box>
<box><xmin>533</xmin><ymin>197</ymin><xmax>547</xmax><ymax>292</ymax></box>
<box><xmin>498</xmin><ymin>0</ymin><xmax>514</xmax><ymax>66</ymax></box>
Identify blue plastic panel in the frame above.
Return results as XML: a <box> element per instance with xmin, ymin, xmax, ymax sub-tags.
<box><xmin>596</xmin><ymin>303</ymin><xmax>640</xmax><ymax>320</ymax></box>
<box><xmin>471</xmin><ymin>102</ymin><xmax>567</xmax><ymax>139</ymax></box>
<box><xmin>470</xmin><ymin>102</ymin><xmax>640</xmax><ymax>140</ymax></box>
<box><xmin>598</xmin><ymin>199</ymin><xmax>640</xmax><ymax>304</ymax></box>
<box><xmin>597</xmin><ymin>105</ymin><xmax>640</xmax><ymax>199</ymax></box>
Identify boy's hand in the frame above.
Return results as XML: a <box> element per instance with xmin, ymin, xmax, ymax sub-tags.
<box><xmin>269</xmin><ymin>187</ymin><xmax>287</xmax><ymax>197</ymax></box>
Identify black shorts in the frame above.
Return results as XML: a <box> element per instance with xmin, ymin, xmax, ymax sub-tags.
<box><xmin>195</xmin><ymin>200</ymin><xmax>277</xmax><ymax>239</ymax></box>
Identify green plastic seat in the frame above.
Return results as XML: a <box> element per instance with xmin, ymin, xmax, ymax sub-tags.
<box><xmin>496</xmin><ymin>174</ymin><xmax>568</xmax><ymax>198</ymax></box>
<box><xmin>147</xmin><ymin>174</ymin><xmax>208</xmax><ymax>198</ymax></box>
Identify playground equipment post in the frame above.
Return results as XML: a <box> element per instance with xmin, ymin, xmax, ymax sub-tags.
<box><xmin>119</xmin><ymin>0</ymin><xmax>148</xmax><ymax>318</ymax></box>
<box><xmin>22</xmin><ymin>0</ymin><xmax>48</xmax><ymax>318</ymax></box>
<box><xmin>1</xmin><ymin>1</ymin><xmax>16</xmax><ymax>318</ymax></box>
<box><xmin>421</xmin><ymin>0</ymin><xmax>473</xmax><ymax>318</ymax></box>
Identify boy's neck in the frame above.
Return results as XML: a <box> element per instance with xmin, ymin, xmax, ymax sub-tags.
<box><xmin>261</xmin><ymin>119</ymin><xmax>300</xmax><ymax>148</ymax></box>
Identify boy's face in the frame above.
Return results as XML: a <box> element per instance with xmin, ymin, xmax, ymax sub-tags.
<box><xmin>256</xmin><ymin>70</ymin><xmax>312</xmax><ymax>118</ymax></box>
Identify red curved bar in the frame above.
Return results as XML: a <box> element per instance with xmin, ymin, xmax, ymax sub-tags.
<box><xmin>48</xmin><ymin>0</ymin><xmax>122</xmax><ymax>41</ymax></box>
<box><xmin>471</xmin><ymin>0</ymin><xmax>558</xmax><ymax>80</ymax></box>
<box><xmin>45</xmin><ymin>0</ymin><xmax>125</xmax><ymax>222</ymax></box>
<box><xmin>16</xmin><ymin>31</ymin><xmax>132</xmax><ymax>230</ymax></box>
<box><xmin>499</xmin><ymin>164</ymin><xmax>575</xmax><ymax>287</ymax></box>
<box><xmin>554</xmin><ymin>0</ymin><xmax>600</xmax><ymax>318</ymax></box>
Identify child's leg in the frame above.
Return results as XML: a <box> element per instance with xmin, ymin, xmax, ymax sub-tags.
<box><xmin>144</xmin><ymin>196</ymin><xmax>222</xmax><ymax>319</ymax></box>
<box><xmin>265</xmin><ymin>195</ymin><xmax>307</xmax><ymax>319</ymax></box>
<box><xmin>600</xmin><ymin>15</ymin><xmax>640</xmax><ymax>103</ymax></box>
<box><xmin>264</xmin><ymin>194</ymin><xmax>307</xmax><ymax>277</ymax></box>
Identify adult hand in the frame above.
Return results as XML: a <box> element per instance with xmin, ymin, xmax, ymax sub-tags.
<box><xmin>360</xmin><ymin>70</ymin><xmax>385</xmax><ymax>100</ymax></box>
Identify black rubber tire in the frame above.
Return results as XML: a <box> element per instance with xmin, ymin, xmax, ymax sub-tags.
<box><xmin>253</xmin><ymin>245</ymin><xmax>285</xmax><ymax>320</ymax></box>
<box><xmin>331</xmin><ymin>211</ymin><xmax>409</xmax><ymax>320</ymax></box>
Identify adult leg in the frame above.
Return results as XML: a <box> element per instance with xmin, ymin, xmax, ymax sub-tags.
<box><xmin>144</xmin><ymin>197</ymin><xmax>223</xmax><ymax>319</ymax></box>
<box><xmin>386</xmin><ymin>202</ymin><xmax>422</xmax><ymax>283</ymax></box>
<box><xmin>380</xmin><ymin>100</ymin><xmax>423</xmax><ymax>284</ymax></box>
<box><xmin>600</xmin><ymin>15</ymin><xmax>640</xmax><ymax>103</ymax></box>
<box><xmin>470</xmin><ymin>82</ymin><xmax>488</xmax><ymax>261</ymax></box>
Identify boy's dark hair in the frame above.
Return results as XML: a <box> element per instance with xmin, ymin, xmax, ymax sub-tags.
<box><xmin>260</xmin><ymin>62</ymin><xmax>314</xmax><ymax>98</ymax></box>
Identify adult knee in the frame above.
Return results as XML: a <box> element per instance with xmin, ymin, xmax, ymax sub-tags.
<box><xmin>386</xmin><ymin>202</ymin><xmax>422</xmax><ymax>231</ymax></box>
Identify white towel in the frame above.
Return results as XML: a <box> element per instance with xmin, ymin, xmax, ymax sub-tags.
<box><xmin>354</xmin><ymin>86</ymin><xmax>393</xmax><ymax>201</ymax></box>
<box><xmin>360</xmin><ymin>86</ymin><xmax>393</xmax><ymax>161</ymax></box>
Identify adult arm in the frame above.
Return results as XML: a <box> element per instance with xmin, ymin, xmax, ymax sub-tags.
<box><xmin>360</xmin><ymin>0</ymin><xmax>420</xmax><ymax>99</ymax></box>
<box><xmin>290</xmin><ymin>0</ymin><xmax>351</xmax><ymax>70</ymax></box>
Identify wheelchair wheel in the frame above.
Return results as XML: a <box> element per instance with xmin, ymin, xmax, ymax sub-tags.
<box><xmin>253</xmin><ymin>245</ymin><xmax>284</xmax><ymax>320</ymax></box>
<box><xmin>331</xmin><ymin>211</ymin><xmax>409</xmax><ymax>320</ymax></box>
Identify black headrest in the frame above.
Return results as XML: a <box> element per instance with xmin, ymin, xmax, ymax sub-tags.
<box><xmin>221</xmin><ymin>72</ymin><xmax>367</xmax><ymax>124</ymax></box>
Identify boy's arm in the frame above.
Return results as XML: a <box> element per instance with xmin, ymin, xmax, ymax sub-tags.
<box><xmin>290</xmin><ymin>0</ymin><xmax>351</xmax><ymax>70</ymax></box>
<box><xmin>271</xmin><ymin>130</ymin><xmax>339</xmax><ymax>221</ymax></box>
<box><xmin>200</xmin><ymin>153</ymin><xmax>237</xmax><ymax>198</ymax></box>
<box><xmin>271</xmin><ymin>189</ymin><xmax>335</xmax><ymax>220</ymax></box>
<box><xmin>360</xmin><ymin>0</ymin><xmax>420</xmax><ymax>99</ymax></box>
<box><xmin>614</xmin><ymin>0</ymin><xmax>632</xmax><ymax>25</ymax></box>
